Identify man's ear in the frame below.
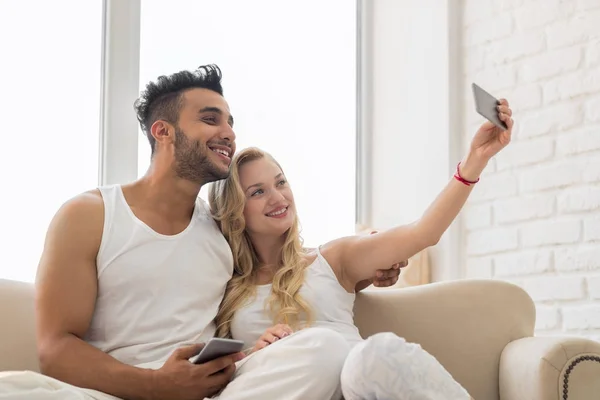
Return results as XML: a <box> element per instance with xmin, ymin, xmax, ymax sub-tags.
<box><xmin>150</xmin><ymin>120</ymin><xmax>175</xmax><ymax>147</ymax></box>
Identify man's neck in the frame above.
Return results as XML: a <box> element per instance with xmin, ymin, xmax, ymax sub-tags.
<box><xmin>134</xmin><ymin>163</ymin><xmax>203</xmax><ymax>221</ymax></box>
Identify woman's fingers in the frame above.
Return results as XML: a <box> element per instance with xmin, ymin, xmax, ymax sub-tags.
<box><xmin>262</xmin><ymin>332</ymin><xmax>278</xmax><ymax>344</ymax></box>
<box><xmin>497</xmin><ymin>104</ymin><xmax>512</xmax><ymax>116</ymax></box>
<box><xmin>254</xmin><ymin>339</ymin><xmax>269</xmax><ymax>352</ymax></box>
<box><xmin>262</xmin><ymin>324</ymin><xmax>294</xmax><ymax>346</ymax></box>
<box><xmin>268</xmin><ymin>324</ymin><xmax>293</xmax><ymax>340</ymax></box>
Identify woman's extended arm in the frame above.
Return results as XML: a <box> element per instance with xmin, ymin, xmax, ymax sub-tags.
<box><xmin>335</xmin><ymin>100</ymin><xmax>513</xmax><ymax>286</ymax></box>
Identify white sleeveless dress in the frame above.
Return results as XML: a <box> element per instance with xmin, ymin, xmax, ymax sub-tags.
<box><xmin>230</xmin><ymin>246</ymin><xmax>472</xmax><ymax>400</ymax></box>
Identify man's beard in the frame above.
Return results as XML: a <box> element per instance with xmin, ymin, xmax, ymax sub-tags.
<box><xmin>173</xmin><ymin>128</ymin><xmax>229</xmax><ymax>185</ymax></box>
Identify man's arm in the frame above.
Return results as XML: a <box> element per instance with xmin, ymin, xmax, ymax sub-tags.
<box><xmin>36</xmin><ymin>190</ymin><xmax>240</xmax><ymax>400</ymax></box>
<box><xmin>35</xmin><ymin>191</ymin><xmax>155</xmax><ymax>399</ymax></box>
<box><xmin>354</xmin><ymin>261</ymin><xmax>405</xmax><ymax>292</ymax></box>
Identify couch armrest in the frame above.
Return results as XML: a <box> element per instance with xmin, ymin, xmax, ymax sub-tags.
<box><xmin>500</xmin><ymin>336</ymin><xmax>600</xmax><ymax>400</ymax></box>
<box><xmin>0</xmin><ymin>279</ymin><xmax>39</xmax><ymax>373</ymax></box>
<box><xmin>353</xmin><ymin>279</ymin><xmax>536</xmax><ymax>400</ymax></box>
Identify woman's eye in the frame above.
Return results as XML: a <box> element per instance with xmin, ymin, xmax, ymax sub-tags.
<box><xmin>277</xmin><ymin>180</ymin><xmax>287</xmax><ymax>186</ymax></box>
<box><xmin>251</xmin><ymin>189</ymin><xmax>264</xmax><ymax>196</ymax></box>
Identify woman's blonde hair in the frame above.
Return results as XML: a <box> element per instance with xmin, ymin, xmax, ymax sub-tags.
<box><xmin>208</xmin><ymin>147</ymin><xmax>312</xmax><ymax>338</ymax></box>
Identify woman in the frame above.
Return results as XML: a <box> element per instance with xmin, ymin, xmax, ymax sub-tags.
<box><xmin>208</xmin><ymin>99</ymin><xmax>514</xmax><ymax>400</ymax></box>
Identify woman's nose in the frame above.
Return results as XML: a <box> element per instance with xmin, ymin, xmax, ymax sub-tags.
<box><xmin>268</xmin><ymin>190</ymin><xmax>286</xmax><ymax>203</ymax></box>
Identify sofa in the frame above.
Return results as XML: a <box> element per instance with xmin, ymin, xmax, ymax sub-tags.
<box><xmin>1</xmin><ymin>278</ymin><xmax>599</xmax><ymax>399</ymax></box>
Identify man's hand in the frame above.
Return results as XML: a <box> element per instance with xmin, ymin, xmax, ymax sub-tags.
<box><xmin>374</xmin><ymin>260</ymin><xmax>407</xmax><ymax>287</ymax></box>
<box><xmin>355</xmin><ymin>260</ymin><xmax>407</xmax><ymax>292</ymax></box>
<box><xmin>355</xmin><ymin>230</ymin><xmax>408</xmax><ymax>292</ymax></box>
<box><xmin>251</xmin><ymin>324</ymin><xmax>293</xmax><ymax>354</ymax></box>
<box><xmin>151</xmin><ymin>343</ymin><xmax>243</xmax><ymax>400</ymax></box>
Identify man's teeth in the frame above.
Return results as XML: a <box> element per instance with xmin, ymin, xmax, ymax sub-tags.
<box><xmin>268</xmin><ymin>207</ymin><xmax>287</xmax><ymax>216</ymax></box>
<box><xmin>212</xmin><ymin>148</ymin><xmax>229</xmax><ymax>157</ymax></box>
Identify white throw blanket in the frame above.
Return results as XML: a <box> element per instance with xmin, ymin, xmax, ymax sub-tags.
<box><xmin>0</xmin><ymin>370</ymin><xmax>121</xmax><ymax>400</ymax></box>
<box><xmin>0</xmin><ymin>328</ymin><xmax>348</xmax><ymax>400</ymax></box>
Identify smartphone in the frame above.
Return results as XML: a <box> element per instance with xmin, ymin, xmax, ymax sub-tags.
<box><xmin>472</xmin><ymin>83</ymin><xmax>508</xmax><ymax>130</ymax></box>
<box><xmin>192</xmin><ymin>338</ymin><xmax>245</xmax><ymax>365</ymax></box>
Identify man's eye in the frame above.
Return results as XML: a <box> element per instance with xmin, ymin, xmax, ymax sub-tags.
<box><xmin>203</xmin><ymin>116</ymin><xmax>217</xmax><ymax>124</ymax></box>
<box><xmin>277</xmin><ymin>180</ymin><xmax>287</xmax><ymax>186</ymax></box>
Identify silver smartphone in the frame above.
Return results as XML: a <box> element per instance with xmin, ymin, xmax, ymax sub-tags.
<box><xmin>472</xmin><ymin>83</ymin><xmax>508</xmax><ymax>130</ymax></box>
<box><xmin>192</xmin><ymin>337</ymin><xmax>245</xmax><ymax>365</ymax></box>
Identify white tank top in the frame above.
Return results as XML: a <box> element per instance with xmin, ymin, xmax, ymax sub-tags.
<box><xmin>84</xmin><ymin>184</ymin><xmax>233</xmax><ymax>367</ymax></box>
<box><xmin>230</xmin><ymin>247</ymin><xmax>362</xmax><ymax>350</ymax></box>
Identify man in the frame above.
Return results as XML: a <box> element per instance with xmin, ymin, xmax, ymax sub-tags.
<box><xmin>0</xmin><ymin>65</ymin><xmax>401</xmax><ymax>400</ymax></box>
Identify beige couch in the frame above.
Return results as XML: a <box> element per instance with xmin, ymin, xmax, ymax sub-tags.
<box><xmin>1</xmin><ymin>278</ymin><xmax>599</xmax><ymax>399</ymax></box>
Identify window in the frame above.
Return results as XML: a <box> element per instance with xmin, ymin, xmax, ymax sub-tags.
<box><xmin>138</xmin><ymin>0</ymin><xmax>357</xmax><ymax>248</ymax></box>
<box><xmin>0</xmin><ymin>0</ymin><xmax>103</xmax><ymax>282</ymax></box>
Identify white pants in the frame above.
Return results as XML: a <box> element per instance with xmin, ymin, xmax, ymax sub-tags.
<box><xmin>341</xmin><ymin>333</ymin><xmax>471</xmax><ymax>400</ymax></box>
<box><xmin>214</xmin><ymin>327</ymin><xmax>349</xmax><ymax>400</ymax></box>
<box><xmin>0</xmin><ymin>327</ymin><xmax>349</xmax><ymax>400</ymax></box>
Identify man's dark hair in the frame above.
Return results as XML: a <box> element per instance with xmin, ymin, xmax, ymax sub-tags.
<box><xmin>134</xmin><ymin>64</ymin><xmax>224</xmax><ymax>154</ymax></box>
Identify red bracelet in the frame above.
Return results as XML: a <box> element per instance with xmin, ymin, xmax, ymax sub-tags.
<box><xmin>454</xmin><ymin>162</ymin><xmax>479</xmax><ymax>186</ymax></box>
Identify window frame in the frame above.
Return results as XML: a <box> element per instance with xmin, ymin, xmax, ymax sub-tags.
<box><xmin>99</xmin><ymin>0</ymin><xmax>365</xmax><ymax>230</ymax></box>
<box><xmin>98</xmin><ymin>0</ymin><xmax>141</xmax><ymax>186</ymax></box>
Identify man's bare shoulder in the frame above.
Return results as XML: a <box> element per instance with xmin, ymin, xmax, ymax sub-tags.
<box><xmin>49</xmin><ymin>189</ymin><xmax>105</xmax><ymax>241</ymax></box>
<box><xmin>71</xmin><ymin>189</ymin><xmax>104</xmax><ymax>207</ymax></box>
<box><xmin>36</xmin><ymin>190</ymin><xmax>106</xmax><ymax>285</ymax></box>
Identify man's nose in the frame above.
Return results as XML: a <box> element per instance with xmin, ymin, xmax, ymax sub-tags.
<box><xmin>220</xmin><ymin>124</ymin><xmax>236</xmax><ymax>142</ymax></box>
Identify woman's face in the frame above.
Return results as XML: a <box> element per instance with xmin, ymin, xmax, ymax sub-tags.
<box><xmin>238</xmin><ymin>157</ymin><xmax>295</xmax><ymax>237</ymax></box>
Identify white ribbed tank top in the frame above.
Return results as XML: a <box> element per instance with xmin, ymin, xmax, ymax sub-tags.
<box><xmin>84</xmin><ymin>184</ymin><xmax>233</xmax><ymax>368</ymax></box>
<box><xmin>230</xmin><ymin>247</ymin><xmax>363</xmax><ymax>350</ymax></box>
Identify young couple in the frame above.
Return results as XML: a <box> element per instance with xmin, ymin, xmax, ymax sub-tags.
<box><xmin>0</xmin><ymin>64</ymin><xmax>512</xmax><ymax>400</ymax></box>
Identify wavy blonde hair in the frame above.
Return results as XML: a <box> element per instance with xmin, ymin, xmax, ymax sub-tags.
<box><xmin>208</xmin><ymin>147</ymin><xmax>313</xmax><ymax>338</ymax></box>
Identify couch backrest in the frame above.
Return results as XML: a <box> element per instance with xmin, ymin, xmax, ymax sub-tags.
<box><xmin>0</xmin><ymin>279</ymin><xmax>39</xmax><ymax>372</ymax></box>
<box><xmin>353</xmin><ymin>279</ymin><xmax>536</xmax><ymax>400</ymax></box>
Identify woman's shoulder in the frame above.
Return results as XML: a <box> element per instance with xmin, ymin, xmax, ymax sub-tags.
<box><xmin>302</xmin><ymin>238</ymin><xmax>351</xmax><ymax>271</ymax></box>
<box><xmin>301</xmin><ymin>247</ymin><xmax>318</xmax><ymax>266</ymax></box>
<box><xmin>319</xmin><ymin>235</ymin><xmax>359</xmax><ymax>256</ymax></box>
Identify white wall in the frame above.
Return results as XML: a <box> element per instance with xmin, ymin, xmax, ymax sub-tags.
<box><xmin>0</xmin><ymin>0</ymin><xmax>104</xmax><ymax>282</ymax></box>
<box><xmin>364</xmin><ymin>0</ymin><xmax>600</xmax><ymax>342</ymax></box>
<box><xmin>361</xmin><ymin>0</ymin><xmax>463</xmax><ymax>281</ymax></box>
<box><xmin>136</xmin><ymin>0</ymin><xmax>357</xmax><ymax>249</ymax></box>
<box><xmin>460</xmin><ymin>0</ymin><xmax>600</xmax><ymax>341</ymax></box>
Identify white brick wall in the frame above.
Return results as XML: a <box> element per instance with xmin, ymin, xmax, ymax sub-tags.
<box><xmin>460</xmin><ymin>0</ymin><xmax>600</xmax><ymax>340</ymax></box>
